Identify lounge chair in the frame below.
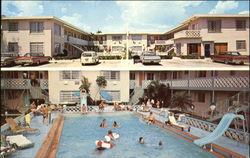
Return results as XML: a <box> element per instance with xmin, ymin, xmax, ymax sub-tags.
<box><xmin>5</xmin><ymin>118</ymin><xmax>37</xmax><ymax>134</ymax></box>
<box><xmin>168</xmin><ymin>113</ymin><xmax>190</xmax><ymax>132</ymax></box>
<box><xmin>1</xmin><ymin>135</ymin><xmax>16</xmax><ymax>157</ymax></box>
<box><xmin>6</xmin><ymin>135</ymin><xmax>34</xmax><ymax>149</ymax></box>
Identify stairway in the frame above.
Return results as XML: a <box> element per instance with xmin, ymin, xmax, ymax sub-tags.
<box><xmin>206</xmin><ymin>91</ymin><xmax>249</xmax><ymax>122</ymax></box>
<box><xmin>129</xmin><ymin>87</ymin><xmax>144</xmax><ymax>105</ymax></box>
<box><xmin>29</xmin><ymin>86</ymin><xmax>44</xmax><ymax>99</ymax></box>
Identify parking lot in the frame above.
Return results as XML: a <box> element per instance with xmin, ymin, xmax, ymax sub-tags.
<box><xmin>2</xmin><ymin>58</ymin><xmax>249</xmax><ymax>70</ymax></box>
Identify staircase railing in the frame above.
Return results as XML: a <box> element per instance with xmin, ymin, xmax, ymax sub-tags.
<box><xmin>129</xmin><ymin>87</ymin><xmax>144</xmax><ymax>105</ymax></box>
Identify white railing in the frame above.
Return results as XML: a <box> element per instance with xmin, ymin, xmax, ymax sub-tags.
<box><xmin>174</xmin><ymin>30</ymin><xmax>201</xmax><ymax>39</ymax></box>
<box><xmin>130</xmin><ymin>80</ymin><xmax>137</xmax><ymax>89</ymax></box>
<box><xmin>155</xmin><ymin>40</ymin><xmax>174</xmax><ymax>45</ymax></box>
<box><xmin>141</xmin><ymin>76</ymin><xmax>249</xmax><ymax>91</ymax></box>
<box><xmin>64</xmin><ymin>35</ymin><xmax>88</xmax><ymax>46</ymax></box>
<box><xmin>93</xmin><ymin>41</ymin><xmax>107</xmax><ymax>45</ymax></box>
<box><xmin>1</xmin><ymin>79</ymin><xmax>48</xmax><ymax>89</ymax></box>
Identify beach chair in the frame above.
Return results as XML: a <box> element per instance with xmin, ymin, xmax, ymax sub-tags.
<box><xmin>6</xmin><ymin>135</ymin><xmax>34</xmax><ymax>149</ymax></box>
<box><xmin>5</xmin><ymin>118</ymin><xmax>37</xmax><ymax>134</ymax></box>
<box><xmin>168</xmin><ymin>113</ymin><xmax>190</xmax><ymax>132</ymax></box>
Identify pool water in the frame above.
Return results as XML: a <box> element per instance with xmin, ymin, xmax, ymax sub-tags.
<box><xmin>56</xmin><ymin>113</ymin><xmax>218</xmax><ymax>158</ymax></box>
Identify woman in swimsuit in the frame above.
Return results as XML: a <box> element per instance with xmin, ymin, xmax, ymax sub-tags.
<box><xmin>100</xmin><ymin>119</ymin><xmax>107</xmax><ymax>128</ymax></box>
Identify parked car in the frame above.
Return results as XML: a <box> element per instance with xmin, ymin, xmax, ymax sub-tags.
<box><xmin>140</xmin><ymin>51</ymin><xmax>161</xmax><ymax>64</ymax></box>
<box><xmin>15</xmin><ymin>53</ymin><xmax>51</xmax><ymax>66</ymax></box>
<box><xmin>1</xmin><ymin>53</ymin><xmax>19</xmax><ymax>67</ymax></box>
<box><xmin>211</xmin><ymin>51</ymin><xmax>249</xmax><ymax>65</ymax></box>
<box><xmin>81</xmin><ymin>51</ymin><xmax>99</xmax><ymax>65</ymax></box>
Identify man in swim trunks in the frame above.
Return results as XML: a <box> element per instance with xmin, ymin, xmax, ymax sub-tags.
<box><xmin>147</xmin><ymin>112</ymin><xmax>155</xmax><ymax>125</ymax></box>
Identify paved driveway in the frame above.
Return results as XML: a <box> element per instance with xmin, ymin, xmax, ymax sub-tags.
<box><xmin>2</xmin><ymin>59</ymin><xmax>249</xmax><ymax>70</ymax></box>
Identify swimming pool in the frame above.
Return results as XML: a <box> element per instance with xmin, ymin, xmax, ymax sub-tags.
<box><xmin>56</xmin><ymin>113</ymin><xmax>218</xmax><ymax>158</ymax></box>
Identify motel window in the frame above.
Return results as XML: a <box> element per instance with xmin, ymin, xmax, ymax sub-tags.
<box><xmin>236</xmin><ymin>20</ymin><xmax>246</xmax><ymax>31</ymax></box>
<box><xmin>236</xmin><ymin>40</ymin><xmax>246</xmax><ymax>50</ymax></box>
<box><xmin>60</xmin><ymin>71</ymin><xmax>81</xmax><ymax>80</ymax></box>
<box><xmin>146</xmin><ymin>73</ymin><xmax>154</xmax><ymax>80</ymax></box>
<box><xmin>112</xmin><ymin>35</ymin><xmax>122</xmax><ymax>41</ymax></box>
<box><xmin>54</xmin><ymin>23</ymin><xmax>61</xmax><ymax>36</ymax></box>
<box><xmin>197</xmin><ymin>71</ymin><xmax>206</xmax><ymax>78</ymax></box>
<box><xmin>130</xmin><ymin>72</ymin><xmax>136</xmax><ymax>80</ymax></box>
<box><xmin>101</xmin><ymin>71</ymin><xmax>120</xmax><ymax>80</ymax></box>
<box><xmin>60</xmin><ymin>91</ymin><xmax>80</xmax><ymax>103</ymax></box>
<box><xmin>103</xmin><ymin>90</ymin><xmax>120</xmax><ymax>101</ymax></box>
<box><xmin>30</xmin><ymin>22</ymin><xmax>44</xmax><ymax>33</ymax></box>
<box><xmin>8</xmin><ymin>22</ymin><xmax>18</xmax><ymax>31</ymax></box>
<box><xmin>160</xmin><ymin>72</ymin><xmax>167</xmax><ymax>80</ymax></box>
<box><xmin>208</xmin><ymin>20</ymin><xmax>221</xmax><ymax>33</ymax></box>
<box><xmin>112</xmin><ymin>46</ymin><xmax>123</xmax><ymax>51</ymax></box>
<box><xmin>8</xmin><ymin>42</ymin><xmax>18</xmax><ymax>52</ymax></box>
<box><xmin>197</xmin><ymin>92</ymin><xmax>205</xmax><ymax>103</ymax></box>
<box><xmin>30</xmin><ymin>42</ymin><xmax>44</xmax><ymax>53</ymax></box>
<box><xmin>132</xmin><ymin>35</ymin><xmax>142</xmax><ymax>40</ymax></box>
<box><xmin>54</xmin><ymin>43</ymin><xmax>61</xmax><ymax>54</ymax></box>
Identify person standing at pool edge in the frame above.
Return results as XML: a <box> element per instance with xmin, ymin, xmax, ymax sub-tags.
<box><xmin>147</xmin><ymin>112</ymin><xmax>155</xmax><ymax>125</ymax></box>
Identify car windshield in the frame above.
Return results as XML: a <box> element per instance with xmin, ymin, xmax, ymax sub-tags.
<box><xmin>228</xmin><ymin>52</ymin><xmax>241</xmax><ymax>56</ymax></box>
<box><xmin>82</xmin><ymin>53</ymin><xmax>93</xmax><ymax>57</ymax></box>
<box><xmin>144</xmin><ymin>52</ymin><xmax>156</xmax><ymax>56</ymax></box>
<box><xmin>1</xmin><ymin>54</ymin><xmax>18</xmax><ymax>57</ymax></box>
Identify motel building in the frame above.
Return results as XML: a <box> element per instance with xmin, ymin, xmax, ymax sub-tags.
<box><xmin>129</xmin><ymin>70</ymin><xmax>249</xmax><ymax>123</ymax></box>
<box><xmin>1</xmin><ymin>14</ymin><xmax>248</xmax><ymax>58</ymax></box>
<box><xmin>1</xmin><ymin>16</ymin><xmax>91</xmax><ymax>58</ymax></box>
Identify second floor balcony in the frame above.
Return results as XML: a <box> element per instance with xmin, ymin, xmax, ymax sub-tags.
<box><xmin>64</xmin><ymin>35</ymin><xmax>88</xmax><ymax>46</ymax></box>
<box><xmin>174</xmin><ymin>30</ymin><xmax>201</xmax><ymax>39</ymax></box>
<box><xmin>131</xmin><ymin>76</ymin><xmax>249</xmax><ymax>91</ymax></box>
<box><xmin>155</xmin><ymin>39</ymin><xmax>174</xmax><ymax>45</ymax></box>
<box><xmin>93</xmin><ymin>41</ymin><xmax>107</xmax><ymax>46</ymax></box>
<box><xmin>1</xmin><ymin>79</ymin><xmax>48</xmax><ymax>90</ymax></box>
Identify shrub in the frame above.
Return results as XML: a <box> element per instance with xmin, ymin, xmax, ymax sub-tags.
<box><xmin>160</xmin><ymin>55</ymin><xmax>173</xmax><ymax>59</ymax></box>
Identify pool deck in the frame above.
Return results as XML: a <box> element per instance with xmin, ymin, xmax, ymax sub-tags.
<box><xmin>3</xmin><ymin>107</ymin><xmax>249</xmax><ymax>158</ymax></box>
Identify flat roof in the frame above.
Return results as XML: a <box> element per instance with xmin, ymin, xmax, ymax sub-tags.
<box><xmin>2</xmin><ymin>16</ymin><xmax>90</xmax><ymax>35</ymax></box>
<box><xmin>181</xmin><ymin>14</ymin><xmax>250</xmax><ymax>24</ymax></box>
<box><xmin>96</xmin><ymin>32</ymin><xmax>163</xmax><ymax>35</ymax></box>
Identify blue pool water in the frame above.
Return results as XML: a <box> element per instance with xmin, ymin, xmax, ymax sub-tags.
<box><xmin>56</xmin><ymin>113</ymin><xmax>218</xmax><ymax>158</ymax></box>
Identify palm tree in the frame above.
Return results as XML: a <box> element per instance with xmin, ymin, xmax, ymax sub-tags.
<box><xmin>145</xmin><ymin>81</ymin><xmax>171</xmax><ymax>107</ymax></box>
<box><xmin>79</xmin><ymin>76</ymin><xmax>91</xmax><ymax>93</ymax></box>
<box><xmin>95</xmin><ymin>76</ymin><xmax>107</xmax><ymax>102</ymax></box>
<box><xmin>170</xmin><ymin>91</ymin><xmax>195</xmax><ymax>111</ymax></box>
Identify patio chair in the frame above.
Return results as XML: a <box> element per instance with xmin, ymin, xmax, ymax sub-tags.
<box><xmin>5</xmin><ymin>118</ymin><xmax>38</xmax><ymax>134</ymax></box>
<box><xmin>168</xmin><ymin>113</ymin><xmax>190</xmax><ymax>132</ymax></box>
<box><xmin>6</xmin><ymin>135</ymin><xmax>34</xmax><ymax>149</ymax></box>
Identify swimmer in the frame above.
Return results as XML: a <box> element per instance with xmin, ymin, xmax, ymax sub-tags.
<box><xmin>158</xmin><ymin>141</ymin><xmax>163</xmax><ymax>146</ymax></box>
<box><xmin>147</xmin><ymin>112</ymin><xmax>155</xmax><ymax>125</ymax></box>
<box><xmin>112</xmin><ymin>121</ymin><xmax>120</xmax><ymax>128</ymax></box>
<box><xmin>107</xmin><ymin>130</ymin><xmax>117</xmax><ymax>140</ymax></box>
<box><xmin>100</xmin><ymin>119</ymin><xmax>107</xmax><ymax>128</ymax></box>
<box><xmin>139</xmin><ymin>137</ymin><xmax>144</xmax><ymax>144</ymax></box>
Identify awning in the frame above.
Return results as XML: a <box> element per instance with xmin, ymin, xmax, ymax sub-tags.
<box><xmin>99</xmin><ymin>90</ymin><xmax>112</xmax><ymax>101</ymax></box>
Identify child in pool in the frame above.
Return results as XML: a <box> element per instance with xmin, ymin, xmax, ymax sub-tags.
<box><xmin>100</xmin><ymin>119</ymin><xmax>107</xmax><ymax>128</ymax></box>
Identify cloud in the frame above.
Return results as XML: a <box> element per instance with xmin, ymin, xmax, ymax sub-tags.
<box><xmin>116</xmin><ymin>1</ymin><xmax>203</xmax><ymax>33</ymax></box>
<box><xmin>239</xmin><ymin>10</ymin><xmax>249</xmax><ymax>14</ymax></box>
<box><xmin>209</xmin><ymin>1</ymin><xmax>238</xmax><ymax>14</ymax></box>
<box><xmin>5</xmin><ymin>1</ymin><xmax>44</xmax><ymax>16</ymax></box>
<box><xmin>105</xmin><ymin>15</ymin><xmax>114</xmax><ymax>21</ymax></box>
<box><xmin>61</xmin><ymin>7</ymin><xmax>67</xmax><ymax>13</ymax></box>
<box><xmin>60</xmin><ymin>13</ymin><xmax>91</xmax><ymax>32</ymax></box>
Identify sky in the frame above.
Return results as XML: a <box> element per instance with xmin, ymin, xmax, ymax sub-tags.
<box><xmin>2</xmin><ymin>1</ymin><xmax>249</xmax><ymax>33</ymax></box>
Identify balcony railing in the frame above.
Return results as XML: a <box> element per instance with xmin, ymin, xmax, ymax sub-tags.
<box><xmin>1</xmin><ymin>79</ymin><xmax>48</xmax><ymax>89</ymax></box>
<box><xmin>141</xmin><ymin>76</ymin><xmax>249</xmax><ymax>91</ymax></box>
<box><xmin>93</xmin><ymin>41</ymin><xmax>107</xmax><ymax>46</ymax></box>
<box><xmin>64</xmin><ymin>35</ymin><xmax>88</xmax><ymax>46</ymax></box>
<box><xmin>174</xmin><ymin>30</ymin><xmax>201</xmax><ymax>39</ymax></box>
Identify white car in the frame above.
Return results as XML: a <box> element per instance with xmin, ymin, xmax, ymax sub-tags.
<box><xmin>140</xmin><ymin>52</ymin><xmax>161</xmax><ymax>64</ymax></box>
<box><xmin>81</xmin><ymin>51</ymin><xmax>99</xmax><ymax>65</ymax></box>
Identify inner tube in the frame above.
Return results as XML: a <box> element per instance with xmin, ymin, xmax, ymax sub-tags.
<box><xmin>95</xmin><ymin>140</ymin><xmax>115</xmax><ymax>149</ymax></box>
<box><xmin>113</xmin><ymin>133</ymin><xmax>119</xmax><ymax>139</ymax></box>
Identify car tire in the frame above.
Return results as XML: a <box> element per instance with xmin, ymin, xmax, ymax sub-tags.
<box><xmin>36</xmin><ymin>61</ymin><xmax>40</xmax><ymax>65</ymax></box>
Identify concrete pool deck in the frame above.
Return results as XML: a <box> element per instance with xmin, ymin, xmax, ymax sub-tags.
<box><xmin>4</xmin><ymin>108</ymin><xmax>249</xmax><ymax>158</ymax></box>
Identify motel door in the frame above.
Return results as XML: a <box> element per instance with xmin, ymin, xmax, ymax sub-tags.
<box><xmin>204</xmin><ymin>44</ymin><xmax>211</xmax><ymax>57</ymax></box>
<box><xmin>214</xmin><ymin>43</ymin><xmax>228</xmax><ymax>55</ymax></box>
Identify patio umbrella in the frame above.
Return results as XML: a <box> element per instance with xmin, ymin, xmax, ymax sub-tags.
<box><xmin>99</xmin><ymin>90</ymin><xmax>112</xmax><ymax>101</ymax></box>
